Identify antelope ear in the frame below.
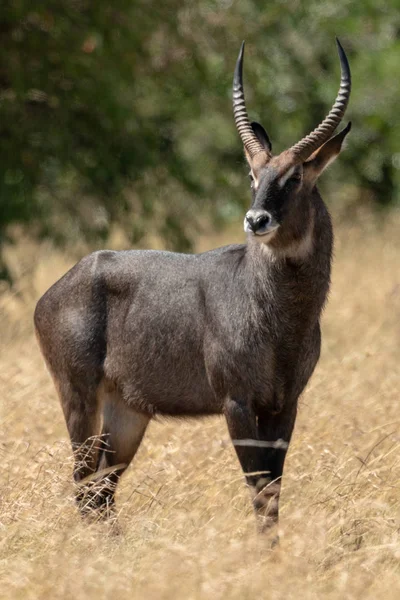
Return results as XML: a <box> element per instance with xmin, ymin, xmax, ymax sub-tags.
<box><xmin>251</xmin><ymin>121</ymin><xmax>272</xmax><ymax>152</ymax></box>
<box><xmin>304</xmin><ymin>122</ymin><xmax>351</xmax><ymax>182</ymax></box>
<box><xmin>243</xmin><ymin>122</ymin><xmax>272</xmax><ymax>172</ymax></box>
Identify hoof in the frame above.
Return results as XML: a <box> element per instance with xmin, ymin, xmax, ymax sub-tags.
<box><xmin>75</xmin><ymin>483</ymin><xmax>116</xmax><ymax>520</ymax></box>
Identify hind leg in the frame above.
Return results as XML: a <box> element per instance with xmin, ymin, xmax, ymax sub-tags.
<box><xmin>53</xmin><ymin>376</ymin><xmax>103</xmax><ymax>514</ymax></box>
<box><xmin>92</xmin><ymin>382</ymin><xmax>150</xmax><ymax>516</ymax></box>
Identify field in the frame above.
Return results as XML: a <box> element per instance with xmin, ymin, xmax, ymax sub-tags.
<box><xmin>1</xmin><ymin>210</ymin><xmax>399</xmax><ymax>599</ymax></box>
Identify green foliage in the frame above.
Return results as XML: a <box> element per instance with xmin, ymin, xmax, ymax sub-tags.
<box><xmin>1</xmin><ymin>0</ymin><xmax>399</xmax><ymax>274</ymax></box>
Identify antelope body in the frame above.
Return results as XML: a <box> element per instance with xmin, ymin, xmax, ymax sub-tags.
<box><xmin>34</xmin><ymin>39</ymin><xmax>352</xmax><ymax>533</ymax></box>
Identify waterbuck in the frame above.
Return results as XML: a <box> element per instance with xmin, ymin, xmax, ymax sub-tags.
<box><xmin>34</xmin><ymin>39</ymin><xmax>351</xmax><ymax>534</ymax></box>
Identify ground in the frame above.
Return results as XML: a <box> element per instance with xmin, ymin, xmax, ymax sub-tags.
<box><xmin>1</xmin><ymin>210</ymin><xmax>399</xmax><ymax>599</ymax></box>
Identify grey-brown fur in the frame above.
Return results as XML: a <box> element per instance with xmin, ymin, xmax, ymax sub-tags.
<box><xmin>34</xmin><ymin>40</ymin><xmax>351</xmax><ymax>533</ymax></box>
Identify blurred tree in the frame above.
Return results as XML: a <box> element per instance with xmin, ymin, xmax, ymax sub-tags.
<box><xmin>1</xmin><ymin>0</ymin><xmax>400</xmax><ymax>279</ymax></box>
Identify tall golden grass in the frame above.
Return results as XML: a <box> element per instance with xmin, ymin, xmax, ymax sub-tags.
<box><xmin>1</xmin><ymin>209</ymin><xmax>399</xmax><ymax>599</ymax></box>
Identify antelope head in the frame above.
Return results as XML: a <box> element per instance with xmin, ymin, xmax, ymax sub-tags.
<box><xmin>233</xmin><ymin>39</ymin><xmax>351</xmax><ymax>248</ymax></box>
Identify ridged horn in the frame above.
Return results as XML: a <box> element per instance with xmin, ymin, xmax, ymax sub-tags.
<box><xmin>233</xmin><ymin>41</ymin><xmax>268</xmax><ymax>159</ymax></box>
<box><xmin>290</xmin><ymin>38</ymin><xmax>351</xmax><ymax>162</ymax></box>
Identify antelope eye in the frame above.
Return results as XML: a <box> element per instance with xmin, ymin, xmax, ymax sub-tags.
<box><xmin>289</xmin><ymin>173</ymin><xmax>302</xmax><ymax>183</ymax></box>
<box><xmin>248</xmin><ymin>172</ymin><xmax>254</xmax><ymax>188</ymax></box>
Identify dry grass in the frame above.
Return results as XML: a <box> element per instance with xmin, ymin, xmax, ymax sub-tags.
<box><xmin>1</xmin><ymin>210</ymin><xmax>399</xmax><ymax>599</ymax></box>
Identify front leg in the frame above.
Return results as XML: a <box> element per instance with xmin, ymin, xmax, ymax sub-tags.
<box><xmin>251</xmin><ymin>405</ymin><xmax>297</xmax><ymax>532</ymax></box>
<box><xmin>224</xmin><ymin>397</ymin><xmax>297</xmax><ymax>534</ymax></box>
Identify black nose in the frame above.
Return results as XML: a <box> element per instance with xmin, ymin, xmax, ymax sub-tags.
<box><xmin>245</xmin><ymin>211</ymin><xmax>271</xmax><ymax>233</ymax></box>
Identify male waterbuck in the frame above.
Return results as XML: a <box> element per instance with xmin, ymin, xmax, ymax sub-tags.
<box><xmin>34</xmin><ymin>39</ymin><xmax>351</xmax><ymax>534</ymax></box>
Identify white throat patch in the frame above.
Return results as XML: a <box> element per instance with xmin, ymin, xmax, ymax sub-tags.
<box><xmin>260</xmin><ymin>211</ymin><xmax>315</xmax><ymax>261</ymax></box>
